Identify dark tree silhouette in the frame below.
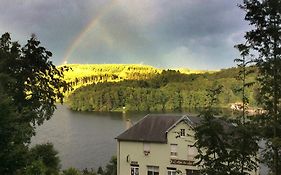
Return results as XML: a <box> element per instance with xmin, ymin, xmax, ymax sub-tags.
<box><xmin>0</xmin><ymin>32</ymin><xmax>69</xmax><ymax>174</ymax></box>
<box><xmin>239</xmin><ymin>0</ymin><xmax>281</xmax><ymax>174</ymax></box>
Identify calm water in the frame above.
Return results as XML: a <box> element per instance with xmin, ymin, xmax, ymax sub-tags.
<box><xmin>31</xmin><ymin>105</ymin><xmax>145</xmax><ymax>170</ymax></box>
<box><xmin>32</xmin><ymin>105</ymin><xmax>268</xmax><ymax>174</ymax></box>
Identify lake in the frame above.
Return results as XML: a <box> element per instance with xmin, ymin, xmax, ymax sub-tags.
<box><xmin>31</xmin><ymin>105</ymin><xmax>145</xmax><ymax>170</ymax></box>
<box><xmin>32</xmin><ymin>105</ymin><xmax>268</xmax><ymax>174</ymax></box>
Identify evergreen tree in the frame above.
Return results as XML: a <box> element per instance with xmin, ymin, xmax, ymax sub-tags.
<box><xmin>239</xmin><ymin>0</ymin><xmax>281</xmax><ymax>174</ymax></box>
<box><xmin>194</xmin><ymin>85</ymin><xmax>230</xmax><ymax>175</ymax></box>
<box><xmin>103</xmin><ymin>156</ymin><xmax>117</xmax><ymax>175</ymax></box>
<box><xmin>195</xmin><ymin>81</ymin><xmax>259</xmax><ymax>174</ymax></box>
<box><xmin>97</xmin><ymin>166</ymin><xmax>104</xmax><ymax>175</ymax></box>
<box><xmin>225</xmin><ymin>44</ymin><xmax>259</xmax><ymax>174</ymax></box>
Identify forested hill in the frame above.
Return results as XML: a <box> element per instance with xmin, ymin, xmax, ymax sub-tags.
<box><xmin>67</xmin><ymin>65</ymin><xmax>258</xmax><ymax>112</ymax></box>
<box><xmin>61</xmin><ymin>64</ymin><xmax>208</xmax><ymax>89</ymax></box>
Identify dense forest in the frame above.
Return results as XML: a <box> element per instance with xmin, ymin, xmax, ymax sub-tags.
<box><xmin>67</xmin><ymin>65</ymin><xmax>258</xmax><ymax>112</ymax></box>
<box><xmin>61</xmin><ymin>64</ymin><xmax>208</xmax><ymax>90</ymax></box>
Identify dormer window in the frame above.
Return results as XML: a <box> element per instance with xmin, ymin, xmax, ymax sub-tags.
<box><xmin>180</xmin><ymin>129</ymin><xmax>185</xmax><ymax>137</ymax></box>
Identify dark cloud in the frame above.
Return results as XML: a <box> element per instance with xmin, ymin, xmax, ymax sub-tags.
<box><xmin>0</xmin><ymin>0</ymin><xmax>249</xmax><ymax>69</ymax></box>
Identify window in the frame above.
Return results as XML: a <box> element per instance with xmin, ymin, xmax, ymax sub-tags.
<box><xmin>180</xmin><ymin>129</ymin><xmax>185</xmax><ymax>136</ymax></box>
<box><xmin>147</xmin><ymin>166</ymin><xmax>159</xmax><ymax>175</ymax></box>
<box><xmin>170</xmin><ymin>144</ymin><xmax>177</xmax><ymax>157</ymax></box>
<box><xmin>131</xmin><ymin>166</ymin><xmax>139</xmax><ymax>175</ymax></box>
<box><xmin>167</xmin><ymin>168</ymin><xmax>177</xmax><ymax>175</ymax></box>
<box><xmin>144</xmin><ymin>143</ymin><xmax>150</xmax><ymax>155</ymax></box>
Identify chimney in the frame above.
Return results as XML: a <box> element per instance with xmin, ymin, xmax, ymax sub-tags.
<box><xmin>126</xmin><ymin>119</ymin><xmax>133</xmax><ymax>129</ymax></box>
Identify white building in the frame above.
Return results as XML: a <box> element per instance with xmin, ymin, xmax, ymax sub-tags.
<box><xmin>116</xmin><ymin>114</ymin><xmax>201</xmax><ymax>175</ymax></box>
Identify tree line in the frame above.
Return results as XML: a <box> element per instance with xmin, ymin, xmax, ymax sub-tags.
<box><xmin>68</xmin><ymin>67</ymin><xmax>258</xmax><ymax>112</ymax></box>
<box><xmin>62</xmin><ymin>64</ymin><xmax>161</xmax><ymax>90</ymax></box>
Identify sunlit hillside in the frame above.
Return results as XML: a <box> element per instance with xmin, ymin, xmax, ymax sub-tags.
<box><xmin>173</xmin><ymin>68</ymin><xmax>215</xmax><ymax>74</ymax></box>
<box><xmin>60</xmin><ymin>64</ymin><xmax>209</xmax><ymax>90</ymax></box>
<box><xmin>67</xmin><ymin>66</ymin><xmax>258</xmax><ymax>112</ymax></box>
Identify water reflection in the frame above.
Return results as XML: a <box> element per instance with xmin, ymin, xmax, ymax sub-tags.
<box><xmin>31</xmin><ymin>105</ymin><xmax>144</xmax><ymax>170</ymax></box>
<box><xmin>31</xmin><ymin>105</ymin><xmax>267</xmax><ymax>174</ymax></box>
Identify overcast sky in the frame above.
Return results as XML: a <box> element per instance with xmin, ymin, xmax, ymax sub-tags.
<box><xmin>0</xmin><ymin>0</ymin><xmax>250</xmax><ymax>70</ymax></box>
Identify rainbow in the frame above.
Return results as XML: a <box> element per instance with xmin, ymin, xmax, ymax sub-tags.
<box><xmin>62</xmin><ymin>0</ymin><xmax>117</xmax><ymax>65</ymax></box>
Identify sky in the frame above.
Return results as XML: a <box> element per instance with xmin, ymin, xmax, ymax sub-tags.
<box><xmin>0</xmin><ymin>0</ymin><xmax>250</xmax><ymax>70</ymax></box>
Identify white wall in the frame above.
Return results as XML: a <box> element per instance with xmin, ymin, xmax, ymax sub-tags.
<box><xmin>117</xmin><ymin>121</ymin><xmax>199</xmax><ymax>175</ymax></box>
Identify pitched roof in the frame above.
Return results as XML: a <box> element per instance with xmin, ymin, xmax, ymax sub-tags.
<box><xmin>116</xmin><ymin>114</ymin><xmax>197</xmax><ymax>143</ymax></box>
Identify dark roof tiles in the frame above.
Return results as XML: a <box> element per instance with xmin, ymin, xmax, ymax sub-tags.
<box><xmin>116</xmin><ymin>114</ymin><xmax>191</xmax><ymax>143</ymax></box>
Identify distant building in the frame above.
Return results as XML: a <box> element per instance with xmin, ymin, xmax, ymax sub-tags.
<box><xmin>116</xmin><ymin>114</ymin><xmax>201</xmax><ymax>175</ymax></box>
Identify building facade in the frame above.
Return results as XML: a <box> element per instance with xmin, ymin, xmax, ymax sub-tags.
<box><xmin>116</xmin><ymin>114</ymin><xmax>201</xmax><ymax>175</ymax></box>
